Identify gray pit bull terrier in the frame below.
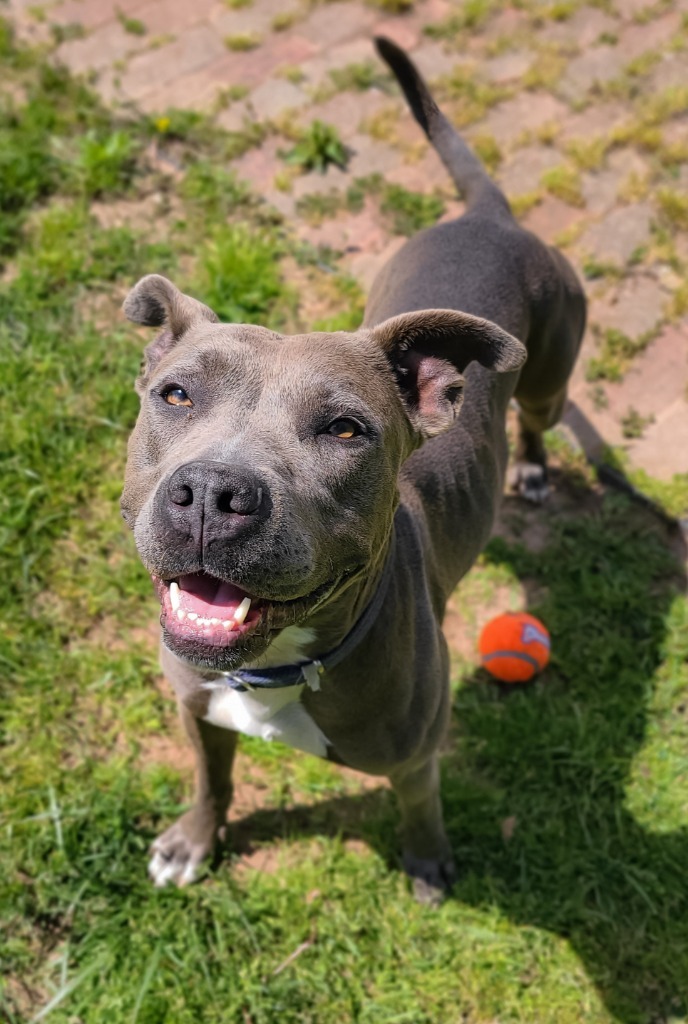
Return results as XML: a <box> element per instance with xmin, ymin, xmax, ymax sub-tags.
<box><xmin>120</xmin><ymin>38</ymin><xmax>585</xmax><ymax>903</ymax></box>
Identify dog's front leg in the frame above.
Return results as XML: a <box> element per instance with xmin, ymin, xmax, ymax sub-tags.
<box><xmin>148</xmin><ymin>705</ymin><xmax>237</xmax><ymax>887</ymax></box>
<box><xmin>390</xmin><ymin>755</ymin><xmax>457</xmax><ymax>906</ymax></box>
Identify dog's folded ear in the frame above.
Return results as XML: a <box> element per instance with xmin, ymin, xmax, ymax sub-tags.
<box><xmin>124</xmin><ymin>275</ymin><xmax>219</xmax><ymax>382</ymax></box>
<box><xmin>124</xmin><ymin>274</ymin><xmax>219</xmax><ymax>336</ymax></box>
<box><xmin>370</xmin><ymin>308</ymin><xmax>526</xmax><ymax>438</ymax></box>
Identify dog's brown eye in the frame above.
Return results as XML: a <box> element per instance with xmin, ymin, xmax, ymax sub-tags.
<box><xmin>326</xmin><ymin>418</ymin><xmax>361</xmax><ymax>439</ymax></box>
<box><xmin>163</xmin><ymin>387</ymin><xmax>193</xmax><ymax>408</ymax></box>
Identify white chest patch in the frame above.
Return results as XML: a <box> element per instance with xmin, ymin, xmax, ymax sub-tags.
<box><xmin>204</xmin><ymin>683</ymin><xmax>330</xmax><ymax>758</ymax></box>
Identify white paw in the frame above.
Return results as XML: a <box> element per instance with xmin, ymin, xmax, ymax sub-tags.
<box><xmin>509</xmin><ymin>462</ymin><xmax>549</xmax><ymax>504</ymax></box>
<box><xmin>148</xmin><ymin>817</ymin><xmax>216</xmax><ymax>888</ymax></box>
<box><xmin>148</xmin><ymin>849</ymin><xmax>201</xmax><ymax>888</ymax></box>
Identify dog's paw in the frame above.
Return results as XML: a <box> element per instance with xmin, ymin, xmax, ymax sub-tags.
<box><xmin>148</xmin><ymin>812</ymin><xmax>221</xmax><ymax>888</ymax></box>
<box><xmin>509</xmin><ymin>461</ymin><xmax>549</xmax><ymax>504</ymax></box>
<box><xmin>403</xmin><ymin>852</ymin><xmax>458</xmax><ymax>906</ymax></box>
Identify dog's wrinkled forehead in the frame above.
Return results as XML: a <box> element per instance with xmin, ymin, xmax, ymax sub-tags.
<box><xmin>147</xmin><ymin>321</ymin><xmax>403</xmax><ymax>424</ymax></box>
<box><xmin>126</xmin><ymin>274</ymin><xmax>527</xmax><ymax>444</ymax></box>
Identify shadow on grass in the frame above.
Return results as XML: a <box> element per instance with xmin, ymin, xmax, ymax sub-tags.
<box><xmin>228</xmin><ymin>476</ymin><xmax>688</xmax><ymax>1024</ymax></box>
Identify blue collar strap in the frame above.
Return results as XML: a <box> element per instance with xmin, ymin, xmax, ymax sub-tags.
<box><xmin>219</xmin><ymin>542</ymin><xmax>395</xmax><ymax>694</ymax></box>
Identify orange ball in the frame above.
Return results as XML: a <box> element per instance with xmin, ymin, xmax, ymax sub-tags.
<box><xmin>478</xmin><ymin>612</ymin><xmax>550</xmax><ymax>683</ymax></box>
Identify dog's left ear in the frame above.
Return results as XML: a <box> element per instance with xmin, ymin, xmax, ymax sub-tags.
<box><xmin>370</xmin><ymin>309</ymin><xmax>526</xmax><ymax>438</ymax></box>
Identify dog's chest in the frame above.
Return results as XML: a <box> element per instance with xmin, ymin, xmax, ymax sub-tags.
<box><xmin>203</xmin><ymin>682</ymin><xmax>330</xmax><ymax>758</ymax></box>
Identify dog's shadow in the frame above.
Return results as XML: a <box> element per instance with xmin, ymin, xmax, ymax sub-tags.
<box><xmin>230</xmin><ymin>476</ymin><xmax>688</xmax><ymax>1024</ymax></box>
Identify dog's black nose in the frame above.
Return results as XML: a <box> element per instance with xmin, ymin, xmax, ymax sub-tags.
<box><xmin>166</xmin><ymin>461</ymin><xmax>269</xmax><ymax>540</ymax></box>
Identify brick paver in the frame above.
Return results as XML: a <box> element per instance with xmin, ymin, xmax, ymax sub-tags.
<box><xmin>7</xmin><ymin>0</ymin><xmax>688</xmax><ymax>481</ymax></box>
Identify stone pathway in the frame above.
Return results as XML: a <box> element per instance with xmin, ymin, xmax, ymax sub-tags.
<box><xmin>8</xmin><ymin>0</ymin><xmax>688</xmax><ymax>479</ymax></box>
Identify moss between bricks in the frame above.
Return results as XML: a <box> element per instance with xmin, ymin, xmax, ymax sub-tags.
<box><xmin>585</xmin><ymin>326</ymin><xmax>658</xmax><ymax>383</ymax></box>
<box><xmin>297</xmin><ymin>176</ymin><xmax>446</xmax><ymax>237</ymax></box>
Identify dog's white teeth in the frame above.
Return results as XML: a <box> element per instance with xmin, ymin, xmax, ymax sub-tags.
<box><xmin>210</xmin><ymin>617</ymin><xmax>220</xmax><ymax>626</ymax></box>
<box><xmin>187</xmin><ymin>612</ymin><xmax>198</xmax><ymax>622</ymax></box>
<box><xmin>176</xmin><ymin>608</ymin><xmax>186</xmax><ymax>621</ymax></box>
<box><xmin>222</xmin><ymin>620</ymin><xmax>233</xmax><ymax>629</ymax></box>
<box><xmin>169</xmin><ymin>581</ymin><xmax>181</xmax><ymax>611</ymax></box>
<box><xmin>234</xmin><ymin>597</ymin><xmax>251</xmax><ymax>625</ymax></box>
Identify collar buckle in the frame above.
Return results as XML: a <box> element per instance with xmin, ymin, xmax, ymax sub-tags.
<box><xmin>301</xmin><ymin>659</ymin><xmax>324</xmax><ymax>691</ymax></box>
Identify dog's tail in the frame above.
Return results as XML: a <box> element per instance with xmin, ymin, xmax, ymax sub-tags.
<box><xmin>375</xmin><ymin>36</ymin><xmax>510</xmax><ymax>216</ymax></box>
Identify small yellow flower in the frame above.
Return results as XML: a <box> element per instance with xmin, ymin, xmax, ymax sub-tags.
<box><xmin>154</xmin><ymin>116</ymin><xmax>170</xmax><ymax>133</ymax></box>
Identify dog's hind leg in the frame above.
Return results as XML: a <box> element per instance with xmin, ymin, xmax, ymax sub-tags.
<box><xmin>509</xmin><ymin>385</ymin><xmax>568</xmax><ymax>503</ymax></box>
<box><xmin>390</xmin><ymin>755</ymin><xmax>457</xmax><ymax>905</ymax></box>
<box><xmin>510</xmin><ymin>250</ymin><xmax>586</xmax><ymax>502</ymax></box>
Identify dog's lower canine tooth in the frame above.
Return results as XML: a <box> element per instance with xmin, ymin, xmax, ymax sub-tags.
<box><xmin>234</xmin><ymin>597</ymin><xmax>251</xmax><ymax>625</ymax></box>
<box><xmin>169</xmin><ymin>581</ymin><xmax>181</xmax><ymax>611</ymax></box>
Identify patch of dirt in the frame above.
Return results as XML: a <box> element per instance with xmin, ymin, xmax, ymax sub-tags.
<box><xmin>78</xmin><ymin>287</ymin><xmax>131</xmax><ymax>332</ymax></box>
<box><xmin>225</xmin><ymin>754</ymin><xmax>389</xmax><ymax>876</ymax></box>
<box><xmin>139</xmin><ymin>730</ymin><xmax>196</xmax><ymax>775</ymax></box>
<box><xmin>83</xmin><ymin>613</ymin><xmax>160</xmax><ymax>657</ymax></box>
<box><xmin>494</xmin><ymin>501</ymin><xmax>552</xmax><ymax>555</ymax></box>
<box><xmin>231</xmin><ymin>836</ymin><xmax>321</xmax><ymax>878</ymax></box>
<box><xmin>232</xmin><ymin>841</ymin><xmax>287</xmax><ymax>877</ymax></box>
<box><xmin>280</xmin><ymin>257</ymin><xmax>361</xmax><ymax>334</ymax></box>
<box><xmin>2</xmin><ymin>973</ymin><xmax>47</xmax><ymax>1023</ymax></box>
<box><xmin>90</xmin><ymin>184</ymin><xmax>183</xmax><ymax>238</ymax></box>
<box><xmin>231</xmin><ymin>828</ymin><xmax>377</xmax><ymax>880</ymax></box>
<box><xmin>342</xmin><ymin>836</ymin><xmax>373</xmax><ymax>857</ymax></box>
<box><xmin>230</xmin><ymin>755</ymin><xmax>273</xmax><ymax>819</ymax></box>
<box><xmin>444</xmin><ymin>584</ymin><xmax>522</xmax><ymax>662</ymax></box>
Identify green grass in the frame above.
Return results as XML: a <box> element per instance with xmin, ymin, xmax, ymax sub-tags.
<box><xmin>327</xmin><ymin>60</ymin><xmax>388</xmax><ymax>94</ymax></box>
<box><xmin>620</xmin><ymin>407</ymin><xmax>655</xmax><ymax>439</ymax></box>
<box><xmin>271</xmin><ymin>10</ymin><xmax>299</xmax><ymax>31</ymax></box>
<box><xmin>379</xmin><ymin>183</ymin><xmax>445</xmax><ymax>236</ymax></box>
<box><xmin>2</xmin><ymin>17</ymin><xmax>688</xmax><ymax>1024</ymax></box>
<box><xmin>296</xmin><ymin>189</ymin><xmax>345</xmax><ymax>225</ymax></box>
<box><xmin>472</xmin><ymin>132</ymin><xmax>503</xmax><ymax>173</ymax></box>
<box><xmin>195</xmin><ymin>223</ymin><xmax>296</xmax><ymax>327</ymax></box>
<box><xmin>117</xmin><ymin>10</ymin><xmax>147</xmax><ymax>36</ymax></box>
<box><xmin>657</xmin><ymin>187</ymin><xmax>688</xmax><ymax>231</ymax></box>
<box><xmin>437</xmin><ymin>67</ymin><xmax>508</xmax><ymax>128</ymax></box>
<box><xmin>281</xmin><ymin>120</ymin><xmax>349</xmax><ymax>173</ymax></box>
<box><xmin>301</xmin><ymin>175</ymin><xmax>447</xmax><ymax>237</ymax></box>
<box><xmin>540</xmin><ymin>164</ymin><xmax>585</xmax><ymax>207</ymax></box>
<box><xmin>585</xmin><ymin>327</ymin><xmax>657</xmax><ymax>383</ymax></box>
<box><xmin>224</xmin><ymin>32</ymin><xmax>261</xmax><ymax>52</ymax></box>
<box><xmin>424</xmin><ymin>0</ymin><xmax>502</xmax><ymax>38</ymax></box>
<box><xmin>366</xmin><ymin>0</ymin><xmax>414</xmax><ymax>11</ymax></box>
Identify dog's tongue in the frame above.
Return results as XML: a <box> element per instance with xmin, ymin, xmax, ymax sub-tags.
<box><xmin>177</xmin><ymin>573</ymin><xmax>249</xmax><ymax>619</ymax></box>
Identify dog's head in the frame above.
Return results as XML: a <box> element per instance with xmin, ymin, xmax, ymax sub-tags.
<box><xmin>121</xmin><ymin>274</ymin><xmax>525</xmax><ymax>671</ymax></box>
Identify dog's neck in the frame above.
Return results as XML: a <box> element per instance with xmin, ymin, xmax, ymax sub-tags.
<box><xmin>246</xmin><ymin>531</ymin><xmax>395</xmax><ymax>672</ymax></box>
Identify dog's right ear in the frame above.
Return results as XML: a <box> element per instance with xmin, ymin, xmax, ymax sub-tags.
<box><xmin>124</xmin><ymin>275</ymin><xmax>219</xmax><ymax>379</ymax></box>
<box><xmin>124</xmin><ymin>274</ymin><xmax>218</xmax><ymax>335</ymax></box>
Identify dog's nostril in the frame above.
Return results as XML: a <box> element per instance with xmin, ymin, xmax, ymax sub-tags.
<box><xmin>169</xmin><ymin>484</ymin><xmax>193</xmax><ymax>507</ymax></box>
<box><xmin>216</xmin><ymin>486</ymin><xmax>262</xmax><ymax>516</ymax></box>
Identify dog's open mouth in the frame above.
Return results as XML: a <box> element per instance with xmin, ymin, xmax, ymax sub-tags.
<box><xmin>151</xmin><ymin>568</ymin><xmax>356</xmax><ymax>657</ymax></box>
<box><xmin>154</xmin><ymin>573</ymin><xmax>264</xmax><ymax>649</ymax></box>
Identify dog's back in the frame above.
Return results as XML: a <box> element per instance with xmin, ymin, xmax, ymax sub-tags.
<box><xmin>367</xmin><ymin>38</ymin><xmax>586</xmax><ymax>592</ymax></box>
